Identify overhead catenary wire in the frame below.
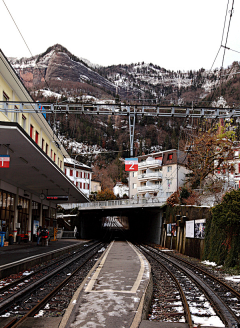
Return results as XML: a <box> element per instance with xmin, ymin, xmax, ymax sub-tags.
<box><xmin>2</xmin><ymin>0</ymin><xmax>51</xmax><ymax>92</ymax></box>
<box><xmin>210</xmin><ymin>0</ymin><xmax>230</xmax><ymax>71</ymax></box>
<box><xmin>220</xmin><ymin>0</ymin><xmax>235</xmax><ymax>77</ymax></box>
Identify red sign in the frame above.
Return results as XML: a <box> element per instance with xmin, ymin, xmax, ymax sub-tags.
<box><xmin>125</xmin><ymin>158</ymin><xmax>138</xmax><ymax>171</ymax></box>
<box><xmin>0</xmin><ymin>155</ymin><xmax>10</xmax><ymax>168</ymax></box>
<box><xmin>46</xmin><ymin>195</ymin><xmax>69</xmax><ymax>201</ymax></box>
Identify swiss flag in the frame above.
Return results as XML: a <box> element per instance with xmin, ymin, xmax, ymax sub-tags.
<box><xmin>0</xmin><ymin>155</ymin><xmax>10</xmax><ymax>168</ymax></box>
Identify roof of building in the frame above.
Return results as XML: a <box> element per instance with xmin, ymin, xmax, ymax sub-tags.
<box><xmin>64</xmin><ymin>157</ymin><xmax>92</xmax><ymax>171</ymax></box>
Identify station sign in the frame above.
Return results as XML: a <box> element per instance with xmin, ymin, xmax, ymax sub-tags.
<box><xmin>125</xmin><ymin>158</ymin><xmax>138</xmax><ymax>171</ymax></box>
<box><xmin>46</xmin><ymin>195</ymin><xmax>69</xmax><ymax>201</ymax></box>
<box><xmin>0</xmin><ymin>155</ymin><xmax>10</xmax><ymax>168</ymax></box>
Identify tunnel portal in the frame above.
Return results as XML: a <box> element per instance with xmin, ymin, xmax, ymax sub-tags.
<box><xmin>77</xmin><ymin>206</ymin><xmax>163</xmax><ymax>243</ymax></box>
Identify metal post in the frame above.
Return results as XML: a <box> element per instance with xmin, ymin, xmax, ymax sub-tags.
<box><xmin>129</xmin><ymin>113</ymin><xmax>135</xmax><ymax>157</ymax></box>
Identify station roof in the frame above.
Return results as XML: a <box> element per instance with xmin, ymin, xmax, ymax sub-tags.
<box><xmin>0</xmin><ymin>122</ymin><xmax>89</xmax><ymax>204</ymax></box>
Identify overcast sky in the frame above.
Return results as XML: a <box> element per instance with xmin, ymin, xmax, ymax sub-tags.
<box><xmin>1</xmin><ymin>0</ymin><xmax>239</xmax><ymax>71</ymax></box>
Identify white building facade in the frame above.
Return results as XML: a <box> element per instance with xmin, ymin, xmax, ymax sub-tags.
<box><xmin>64</xmin><ymin>158</ymin><xmax>92</xmax><ymax>198</ymax></box>
<box><xmin>129</xmin><ymin>150</ymin><xmax>188</xmax><ymax>202</ymax></box>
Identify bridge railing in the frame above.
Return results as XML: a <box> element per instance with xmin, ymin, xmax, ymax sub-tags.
<box><xmin>78</xmin><ymin>197</ymin><xmax>166</xmax><ymax>209</ymax></box>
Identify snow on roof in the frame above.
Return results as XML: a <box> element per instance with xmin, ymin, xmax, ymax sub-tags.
<box><xmin>64</xmin><ymin>157</ymin><xmax>91</xmax><ymax>169</ymax></box>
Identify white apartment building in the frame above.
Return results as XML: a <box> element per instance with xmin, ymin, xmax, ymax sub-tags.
<box><xmin>215</xmin><ymin>148</ymin><xmax>240</xmax><ymax>190</ymax></box>
<box><xmin>129</xmin><ymin>150</ymin><xmax>188</xmax><ymax>202</ymax></box>
<box><xmin>64</xmin><ymin>158</ymin><xmax>92</xmax><ymax>198</ymax></box>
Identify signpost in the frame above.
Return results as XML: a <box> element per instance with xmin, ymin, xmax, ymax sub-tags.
<box><xmin>125</xmin><ymin>158</ymin><xmax>138</xmax><ymax>171</ymax></box>
<box><xmin>0</xmin><ymin>155</ymin><xmax>10</xmax><ymax>168</ymax></box>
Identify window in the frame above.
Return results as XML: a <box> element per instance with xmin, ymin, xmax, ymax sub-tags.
<box><xmin>60</xmin><ymin>160</ymin><xmax>62</xmax><ymax>169</ymax></box>
<box><xmin>238</xmin><ymin>163</ymin><xmax>240</xmax><ymax>174</ymax></box>
<box><xmin>133</xmin><ymin>183</ymin><xmax>137</xmax><ymax>189</ymax></box>
<box><xmin>46</xmin><ymin>143</ymin><xmax>48</xmax><ymax>155</ymax></box>
<box><xmin>167</xmin><ymin>154</ymin><xmax>173</xmax><ymax>160</ymax></box>
<box><xmin>80</xmin><ymin>172</ymin><xmax>82</xmax><ymax>178</ymax></box>
<box><xmin>54</xmin><ymin>153</ymin><xmax>56</xmax><ymax>162</ymax></box>
<box><xmin>80</xmin><ymin>182</ymin><xmax>82</xmax><ymax>188</ymax></box>
<box><xmin>51</xmin><ymin>149</ymin><xmax>53</xmax><ymax>159</ymax></box>
<box><xmin>167</xmin><ymin>179</ymin><xmax>172</xmax><ymax>189</ymax></box>
<box><xmin>70</xmin><ymin>169</ymin><xmax>73</xmax><ymax>176</ymax></box>
<box><xmin>3</xmin><ymin>92</ymin><xmax>9</xmax><ymax>116</ymax></box>
<box><xmin>22</xmin><ymin>115</ymin><xmax>26</xmax><ymax>130</ymax></box>
<box><xmin>167</xmin><ymin>166</ymin><xmax>172</xmax><ymax>172</ymax></box>
<box><xmin>13</xmin><ymin>106</ymin><xmax>19</xmax><ymax>122</ymax></box>
<box><xmin>65</xmin><ymin>168</ymin><xmax>66</xmax><ymax>175</ymax></box>
<box><xmin>30</xmin><ymin>125</ymin><xmax>34</xmax><ymax>138</ymax></box>
<box><xmin>166</xmin><ymin>192</ymin><xmax>172</xmax><ymax>197</ymax></box>
<box><xmin>42</xmin><ymin>138</ymin><xmax>44</xmax><ymax>150</ymax></box>
<box><xmin>133</xmin><ymin>171</ymin><xmax>137</xmax><ymax>177</ymax></box>
<box><xmin>76</xmin><ymin>171</ymin><xmax>79</xmax><ymax>177</ymax></box>
<box><xmin>58</xmin><ymin>157</ymin><xmax>59</xmax><ymax>166</ymax></box>
<box><xmin>3</xmin><ymin>91</ymin><xmax>9</xmax><ymax>102</ymax></box>
<box><xmin>35</xmin><ymin>131</ymin><xmax>39</xmax><ymax>144</ymax></box>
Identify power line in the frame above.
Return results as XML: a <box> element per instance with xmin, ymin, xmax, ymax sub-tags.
<box><xmin>210</xmin><ymin>0</ymin><xmax>230</xmax><ymax>71</ymax></box>
<box><xmin>221</xmin><ymin>0</ymin><xmax>235</xmax><ymax>74</ymax></box>
<box><xmin>2</xmin><ymin>0</ymin><xmax>51</xmax><ymax>91</ymax></box>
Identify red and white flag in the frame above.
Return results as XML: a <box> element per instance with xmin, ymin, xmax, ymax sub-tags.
<box><xmin>0</xmin><ymin>155</ymin><xmax>10</xmax><ymax>168</ymax></box>
<box><xmin>125</xmin><ymin>158</ymin><xmax>138</xmax><ymax>171</ymax></box>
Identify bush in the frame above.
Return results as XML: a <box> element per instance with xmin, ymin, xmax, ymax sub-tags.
<box><xmin>204</xmin><ymin>189</ymin><xmax>240</xmax><ymax>268</ymax></box>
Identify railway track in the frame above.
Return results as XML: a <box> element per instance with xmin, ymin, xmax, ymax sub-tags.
<box><xmin>0</xmin><ymin>241</ymin><xmax>105</xmax><ymax>327</ymax></box>
<box><xmin>0</xmin><ymin>240</ymin><xmax>98</xmax><ymax>297</ymax></box>
<box><xmin>139</xmin><ymin>244</ymin><xmax>240</xmax><ymax>328</ymax></box>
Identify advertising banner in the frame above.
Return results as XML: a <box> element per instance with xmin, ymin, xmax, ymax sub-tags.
<box><xmin>186</xmin><ymin>220</ymin><xmax>195</xmax><ymax>238</ymax></box>
<box><xmin>167</xmin><ymin>223</ymin><xmax>172</xmax><ymax>236</ymax></box>
<box><xmin>194</xmin><ymin>219</ymin><xmax>206</xmax><ymax>239</ymax></box>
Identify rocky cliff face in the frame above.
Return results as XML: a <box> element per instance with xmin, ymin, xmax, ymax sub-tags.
<box><xmin>10</xmin><ymin>44</ymin><xmax>123</xmax><ymax>97</ymax></box>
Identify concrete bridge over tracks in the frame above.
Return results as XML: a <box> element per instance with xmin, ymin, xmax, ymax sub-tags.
<box><xmin>76</xmin><ymin>199</ymin><xmax>166</xmax><ymax>243</ymax></box>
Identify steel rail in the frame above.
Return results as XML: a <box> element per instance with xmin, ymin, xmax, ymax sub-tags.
<box><xmin>144</xmin><ymin>245</ymin><xmax>240</xmax><ymax>328</ymax></box>
<box><xmin>0</xmin><ymin>241</ymin><xmax>102</xmax><ymax>315</ymax></box>
<box><xmin>138</xmin><ymin>244</ymin><xmax>193</xmax><ymax>328</ymax></box>
<box><xmin>0</xmin><ymin>240</ymin><xmax>98</xmax><ymax>295</ymax></box>
<box><xmin>9</xmin><ymin>245</ymin><xmax>103</xmax><ymax>328</ymax></box>
<box><xmin>153</xmin><ymin>246</ymin><xmax>240</xmax><ymax>300</ymax></box>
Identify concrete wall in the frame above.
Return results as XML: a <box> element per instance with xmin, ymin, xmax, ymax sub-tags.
<box><xmin>128</xmin><ymin>209</ymin><xmax>163</xmax><ymax>244</ymax></box>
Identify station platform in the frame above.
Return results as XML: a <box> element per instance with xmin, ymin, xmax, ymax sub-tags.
<box><xmin>0</xmin><ymin>239</ymin><xmax>88</xmax><ymax>279</ymax></box>
<box><xmin>60</xmin><ymin>240</ymin><xmax>152</xmax><ymax>328</ymax></box>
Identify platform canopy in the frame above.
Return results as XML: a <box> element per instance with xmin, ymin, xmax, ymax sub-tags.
<box><xmin>0</xmin><ymin>122</ymin><xmax>89</xmax><ymax>204</ymax></box>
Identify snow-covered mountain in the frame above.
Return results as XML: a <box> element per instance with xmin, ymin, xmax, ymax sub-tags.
<box><xmin>9</xmin><ymin>44</ymin><xmax>240</xmax><ymax>107</ymax></box>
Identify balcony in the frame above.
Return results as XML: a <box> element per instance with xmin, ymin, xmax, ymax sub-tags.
<box><xmin>138</xmin><ymin>159</ymin><xmax>162</xmax><ymax>169</ymax></box>
<box><xmin>138</xmin><ymin>171</ymin><xmax>162</xmax><ymax>181</ymax></box>
<box><xmin>137</xmin><ymin>184</ymin><xmax>163</xmax><ymax>193</ymax></box>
